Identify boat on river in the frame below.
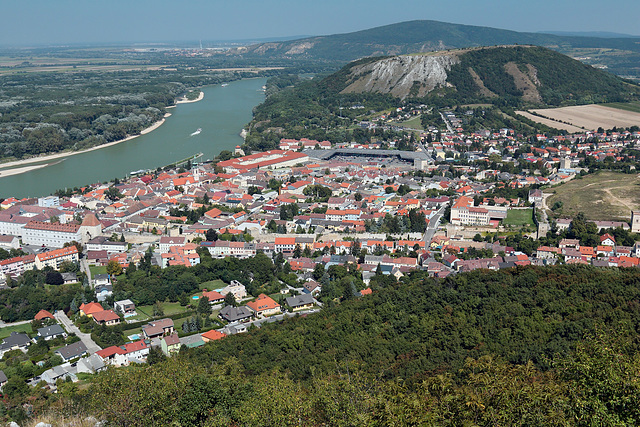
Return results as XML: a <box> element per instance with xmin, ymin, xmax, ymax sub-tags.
<box><xmin>190</xmin><ymin>128</ymin><xmax>202</xmax><ymax>136</ymax></box>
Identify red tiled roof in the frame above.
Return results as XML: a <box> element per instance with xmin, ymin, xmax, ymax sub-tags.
<box><xmin>201</xmin><ymin>329</ymin><xmax>226</xmax><ymax>341</ymax></box>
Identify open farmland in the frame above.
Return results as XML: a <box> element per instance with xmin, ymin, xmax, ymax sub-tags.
<box><xmin>524</xmin><ymin>104</ymin><xmax>640</xmax><ymax>131</ymax></box>
<box><xmin>515</xmin><ymin>111</ymin><xmax>585</xmax><ymax>132</ymax></box>
<box><xmin>547</xmin><ymin>171</ymin><xmax>640</xmax><ymax>221</ymax></box>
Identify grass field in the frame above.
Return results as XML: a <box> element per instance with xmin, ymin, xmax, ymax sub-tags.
<box><xmin>503</xmin><ymin>209</ymin><xmax>535</xmax><ymax>226</ymax></box>
<box><xmin>0</xmin><ymin>323</ymin><xmax>33</xmax><ymax>340</ymax></box>
<box><xmin>199</xmin><ymin>280</ymin><xmax>226</xmax><ymax>291</ymax></box>
<box><xmin>89</xmin><ymin>266</ymin><xmax>107</xmax><ymax>277</ymax></box>
<box><xmin>547</xmin><ymin>172</ymin><xmax>640</xmax><ymax>221</ymax></box>
<box><xmin>391</xmin><ymin>116</ymin><xmax>424</xmax><ymax>130</ymax></box>
<box><xmin>136</xmin><ymin>302</ymin><xmax>188</xmax><ymax>318</ymax></box>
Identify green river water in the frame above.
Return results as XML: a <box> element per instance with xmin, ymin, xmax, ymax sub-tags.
<box><xmin>0</xmin><ymin>77</ymin><xmax>267</xmax><ymax>198</ymax></box>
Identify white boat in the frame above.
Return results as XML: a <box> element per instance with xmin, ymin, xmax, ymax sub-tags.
<box><xmin>190</xmin><ymin>128</ymin><xmax>202</xmax><ymax>136</ymax></box>
<box><xmin>221</xmin><ymin>83</ymin><xmax>228</xmax><ymax>87</ymax></box>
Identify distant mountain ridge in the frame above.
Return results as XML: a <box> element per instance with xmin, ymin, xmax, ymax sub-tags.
<box><xmin>231</xmin><ymin>20</ymin><xmax>640</xmax><ymax>61</ymax></box>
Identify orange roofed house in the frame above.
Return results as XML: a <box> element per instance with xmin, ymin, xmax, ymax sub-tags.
<box><xmin>79</xmin><ymin>302</ymin><xmax>104</xmax><ymax>318</ymax></box>
<box><xmin>246</xmin><ymin>294</ymin><xmax>281</xmax><ymax>317</ymax></box>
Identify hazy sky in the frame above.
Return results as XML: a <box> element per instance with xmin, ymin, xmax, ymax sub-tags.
<box><xmin>2</xmin><ymin>0</ymin><xmax>639</xmax><ymax>46</ymax></box>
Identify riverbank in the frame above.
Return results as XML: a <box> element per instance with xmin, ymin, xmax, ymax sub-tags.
<box><xmin>0</xmin><ymin>113</ymin><xmax>172</xmax><ymax>176</ymax></box>
<box><xmin>176</xmin><ymin>90</ymin><xmax>205</xmax><ymax>104</ymax></box>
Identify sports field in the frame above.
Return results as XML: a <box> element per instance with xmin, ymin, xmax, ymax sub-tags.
<box><xmin>503</xmin><ymin>209</ymin><xmax>534</xmax><ymax>226</ymax></box>
<box><xmin>547</xmin><ymin>172</ymin><xmax>640</xmax><ymax>221</ymax></box>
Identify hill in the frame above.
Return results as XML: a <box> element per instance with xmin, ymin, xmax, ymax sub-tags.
<box><xmin>335</xmin><ymin>45</ymin><xmax>640</xmax><ymax>105</ymax></box>
<box><xmin>22</xmin><ymin>265</ymin><xmax>640</xmax><ymax>426</ymax></box>
<box><xmin>231</xmin><ymin>20</ymin><xmax>640</xmax><ymax>77</ymax></box>
<box><xmin>547</xmin><ymin>171</ymin><xmax>640</xmax><ymax>221</ymax></box>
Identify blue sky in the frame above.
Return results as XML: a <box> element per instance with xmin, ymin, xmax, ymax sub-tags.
<box><xmin>1</xmin><ymin>0</ymin><xmax>639</xmax><ymax>46</ymax></box>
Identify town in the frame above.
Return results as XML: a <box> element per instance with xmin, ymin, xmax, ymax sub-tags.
<box><xmin>0</xmin><ymin>117</ymin><xmax>640</xmax><ymax>394</ymax></box>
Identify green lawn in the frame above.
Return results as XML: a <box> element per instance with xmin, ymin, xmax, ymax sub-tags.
<box><xmin>199</xmin><ymin>280</ymin><xmax>226</xmax><ymax>291</ymax></box>
<box><xmin>391</xmin><ymin>115</ymin><xmax>424</xmax><ymax>130</ymax></box>
<box><xmin>136</xmin><ymin>302</ymin><xmax>188</xmax><ymax>317</ymax></box>
<box><xmin>0</xmin><ymin>323</ymin><xmax>33</xmax><ymax>340</ymax></box>
<box><xmin>503</xmin><ymin>209</ymin><xmax>534</xmax><ymax>226</ymax></box>
<box><xmin>89</xmin><ymin>265</ymin><xmax>107</xmax><ymax>277</ymax></box>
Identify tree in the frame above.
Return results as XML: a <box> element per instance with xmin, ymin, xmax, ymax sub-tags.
<box><xmin>179</xmin><ymin>293</ymin><xmax>189</xmax><ymax>307</ymax></box>
<box><xmin>59</xmin><ymin>260</ymin><xmax>79</xmax><ymax>273</ymax></box>
<box><xmin>224</xmin><ymin>292</ymin><xmax>237</xmax><ymax>307</ymax></box>
<box><xmin>206</xmin><ymin>229</ymin><xmax>218</xmax><ymax>242</ymax></box>
<box><xmin>147</xmin><ymin>346</ymin><xmax>167</xmax><ymax>365</ymax></box>
<box><xmin>313</xmin><ymin>263</ymin><xmax>325</xmax><ymax>281</ymax></box>
<box><xmin>105</xmin><ymin>186</ymin><xmax>123</xmax><ymax>201</ymax></box>
<box><xmin>293</xmin><ymin>244</ymin><xmax>302</xmax><ymax>258</ymax></box>
<box><xmin>152</xmin><ymin>301</ymin><xmax>164</xmax><ymax>317</ymax></box>
<box><xmin>106</xmin><ymin>260</ymin><xmax>123</xmax><ymax>277</ymax></box>
<box><xmin>45</xmin><ymin>271</ymin><xmax>64</xmax><ymax>286</ymax></box>
<box><xmin>198</xmin><ymin>296</ymin><xmax>212</xmax><ymax>315</ymax></box>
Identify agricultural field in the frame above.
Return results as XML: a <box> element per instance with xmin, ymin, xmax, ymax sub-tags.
<box><xmin>547</xmin><ymin>171</ymin><xmax>640</xmax><ymax>221</ymax></box>
<box><xmin>523</xmin><ymin>104</ymin><xmax>640</xmax><ymax>131</ymax></box>
<box><xmin>515</xmin><ymin>111</ymin><xmax>585</xmax><ymax>132</ymax></box>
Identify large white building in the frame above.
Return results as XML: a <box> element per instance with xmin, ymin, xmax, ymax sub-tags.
<box><xmin>201</xmin><ymin>241</ymin><xmax>256</xmax><ymax>259</ymax></box>
<box><xmin>22</xmin><ymin>221</ymin><xmax>82</xmax><ymax>248</ymax></box>
<box><xmin>21</xmin><ymin>214</ymin><xmax>102</xmax><ymax>248</ymax></box>
<box><xmin>217</xmin><ymin>150</ymin><xmax>309</xmax><ymax>174</ymax></box>
<box><xmin>450</xmin><ymin>196</ymin><xmax>489</xmax><ymax>226</ymax></box>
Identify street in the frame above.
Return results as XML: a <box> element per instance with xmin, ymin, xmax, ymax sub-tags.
<box><xmin>423</xmin><ymin>203</ymin><xmax>448</xmax><ymax>244</ymax></box>
<box><xmin>54</xmin><ymin>310</ymin><xmax>102</xmax><ymax>354</ymax></box>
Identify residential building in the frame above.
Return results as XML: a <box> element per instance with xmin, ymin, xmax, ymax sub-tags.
<box><xmin>55</xmin><ymin>341</ymin><xmax>88</xmax><ymax>362</ymax></box>
<box><xmin>285</xmin><ymin>294</ymin><xmax>315</xmax><ymax>311</ymax></box>
<box><xmin>221</xmin><ymin>281</ymin><xmax>247</xmax><ymax>301</ymax></box>
<box><xmin>76</xmin><ymin>354</ymin><xmax>106</xmax><ymax>374</ymax></box>
<box><xmin>36</xmin><ymin>324</ymin><xmax>67</xmax><ymax>341</ymax></box>
<box><xmin>34</xmin><ymin>246</ymin><xmax>79</xmax><ymax>270</ymax></box>
<box><xmin>246</xmin><ymin>294</ymin><xmax>281</xmax><ymax>317</ymax></box>
<box><xmin>160</xmin><ymin>333</ymin><xmax>181</xmax><ymax>356</ymax></box>
<box><xmin>159</xmin><ymin>236</ymin><xmax>186</xmax><ymax>253</ymax></box>
<box><xmin>0</xmin><ymin>332</ymin><xmax>31</xmax><ymax>358</ymax></box>
<box><xmin>79</xmin><ymin>302</ymin><xmax>104</xmax><ymax>318</ymax></box>
<box><xmin>219</xmin><ymin>305</ymin><xmax>253</xmax><ymax>323</ymax></box>
<box><xmin>201</xmin><ymin>329</ymin><xmax>226</xmax><ymax>342</ymax></box>
<box><xmin>114</xmin><ymin>299</ymin><xmax>136</xmax><ymax>315</ymax></box>
<box><xmin>97</xmin><ymin>340</ymin><xmax>150</xmax><ymax>366</ymax></box>
<box><xmin>92</xmin><ymin>310</ymin><xmax>121</xmax><ymax>326</ymax></box>
<box><xmin>142</xmin><ymin>318</ymin><xmax>175</xmax><ymax>339</ymax></box>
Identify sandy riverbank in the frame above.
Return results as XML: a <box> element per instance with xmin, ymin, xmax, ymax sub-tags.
<box><xmin>0</xmin><ymin>113</ymin><xmax>172</xmax><ymax>175</ymax></box>
<box><xmin>176</xmin><ymin>90</ymin><xmax>205</xmax><ymax>104</ymax></box>
<box><xmin>0</xmin><ymin>162</ymin><xmax>52</xmax><ymax>178</ymax></box>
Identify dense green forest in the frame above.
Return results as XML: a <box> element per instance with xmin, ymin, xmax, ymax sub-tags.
<box><xmin>6</xmin><ymin>265</ymin><xmax>640</xmax><ymax>425</ymax></box>
<box><xmin>438</xmin><ymin>46</ymin><xmax>640</xmax><ymax>107</ymax></box>
<box><xmin>0</xmin><ymin>68</ymin><xmax>282</xmax><ymax>161</ymax></box>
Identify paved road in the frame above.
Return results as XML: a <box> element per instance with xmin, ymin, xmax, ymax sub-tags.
<box><xmin>423</xmin><ymin>203</ymin><xmax>448</xmax><ymax>244</ymax></box>
<box><xmin>54</xmin><ymin>310</ymin><xmax>102</xmax><ymax>354</ymax></box>
<box><xmin>0</xmin><ymin>319</ymin><xmax>32</xmax><ymax>327</ymax></box>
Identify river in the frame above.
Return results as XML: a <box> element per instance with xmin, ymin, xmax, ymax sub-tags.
<box><xmin>0</xmin><ymin>77</ymin><xmax>267</xmax><ymax>198</ymax></box>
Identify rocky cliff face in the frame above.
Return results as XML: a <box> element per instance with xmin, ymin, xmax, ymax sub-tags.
<box><xmin>340</xmin><ymin>54</ymin><xmax>460</xmax><ymax>99</ymax></box>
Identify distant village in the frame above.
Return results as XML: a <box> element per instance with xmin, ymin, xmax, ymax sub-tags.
<box><xmin>1</xmin><ymin>116</ymin><xmax>640</xmax><ymax>390</ymax></box>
